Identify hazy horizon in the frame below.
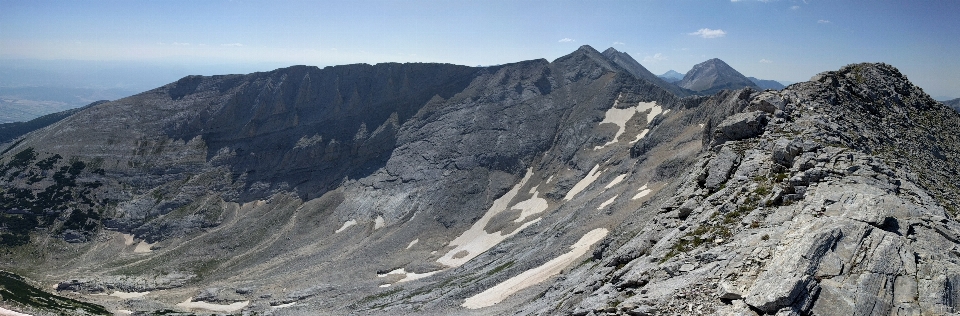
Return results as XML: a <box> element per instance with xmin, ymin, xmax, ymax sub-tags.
<box><xmin>2</xmin><ymin>0</ymin><xmax>959</xmax><ymax>99</ymax></box>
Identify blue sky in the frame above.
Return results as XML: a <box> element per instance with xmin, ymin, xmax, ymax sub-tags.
<box><xmin>2</xmin><ymin>0</ymin><xmax>959</xmax><ymax>99</ymax></box>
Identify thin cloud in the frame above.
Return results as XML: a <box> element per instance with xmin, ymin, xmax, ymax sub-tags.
<box><xmin>760</xmin><ymin>59</ymin><xmax>773</xmax><ymax>64</ymax></box>
<box><xmin>643</xmin><ymin>53</ymin><xmax>667</xmax><ymax>63</ymax></box>
<box><xmin>172</xmin><ymin>42</ymin><xmax>190</xmax><ymax>46</ymax></box>
<box><xmin>558</xmin><ymin>38</ymin><xmax>575</xmax><ymax>43</ymax></box>
<box><xmin>791</xmin><ymin>5</ymin><xmax>800</xmax><ymax>10</ymax></box>
<box><xmin>613</xmin><ymin>41</ymin><xmax>625</xmax><ymax>45</ymax></box>
<box><xmin>689</xmin><ymin>28</ymin><xmax>727</xmax><ymax>39</ymax></box>
<box><xmin>221</xmin><ymin>43</ymin><xmax>243</xmax><ymax>47</ymax></box>
<box><xmin>818</xmin><ymin>20</ymin><xmax>831</xmax><ymax>24</ymax></box>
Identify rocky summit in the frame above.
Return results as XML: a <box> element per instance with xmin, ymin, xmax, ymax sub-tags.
<box><xmin>1</xmin><ymin>46</ymin><xmax>959</xmax><ymax>316</ymax></box>
<box><xmin>679</xmin><ymin>58</ymin><xmax>760</xmax><ymax>95</ymax></box>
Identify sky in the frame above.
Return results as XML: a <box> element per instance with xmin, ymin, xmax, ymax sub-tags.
<box><xmin>1</xmin><ymin>0</ymin><xmax>959</xmax><ymax>99</ymax></box>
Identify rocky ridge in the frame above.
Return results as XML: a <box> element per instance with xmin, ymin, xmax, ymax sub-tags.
<box><xmin>0</xmin><ymin>48</ymin><xmax>958</xmax><ymax>316</ymax></box>
<box><xmin>601</xmin><ymin>48</ymin><xmax>691</xmax><ymax>97</ymax></box>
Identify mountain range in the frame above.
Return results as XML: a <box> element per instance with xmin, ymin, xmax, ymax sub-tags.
<box><xmin>944</xmin><ymin>98</ymin><xmax>960</xmax><ymax>112</ymax></box>
<box><xmin>657</xmin><ymin>70</ymin><xmax>685</xmax><ymax>83</ymax></box>
<box><xmin>1</xmin><ymin>45</ymin><xmax>959</xmax><ymax>316</ymax></box>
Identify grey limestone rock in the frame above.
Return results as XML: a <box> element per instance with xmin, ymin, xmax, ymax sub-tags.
<box><xmin>713</xmin><ymin>111</ymin><xmax>768</xmax><ymax>144</ymax></box>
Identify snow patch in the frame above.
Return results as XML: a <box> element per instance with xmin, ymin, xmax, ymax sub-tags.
<box><xmin>374</xmin><ymin>216</ymin><xmax>385</xmax><ymax>230</ymax></box>
<box><xmin>594</xmin><ymin>101</ymin><xmax>663</xmax><ymax>149</ymax></box>
<box><xmin>110</xmin><ymin>291</ymin><xmax>149</xmax><ymax>299</ymax></box>
<box><xmin>273</xmin><ymin>302</ymin><xmax>296</xmax><ymax>308</ymax></box>
<box><xmin>604</xmin><ymin>174</ymin><xmax>627</xmax><ymax>189</ymax></box>
<box><xmin>632</xmin><ymin>184</ymin><xmax>652</xmax><ymax>200</ymax></box>
<box><xmin>406</xmin><ymin>239</ymin><xmax>419</xmax><ymax>250</ymax></box>
<box><xmin>564</xmin><ymin>164</ymin><xmax>603</xmax><ymax>201</ymax></box>
<box><xmin>0</xmin><ymin>307</ymin><xmax>32</xmax><ymax>316</ymax></box>
<box><xmin>437</xmin><ymin>169</ymin><xmax>540</xmax><ymax>267</ymax></box>
<box><xmin>599</xmin><ymin>195</ymin><xmax>618</xmax><ymax>209</ymax></box>
<box><xmin>121</xmin><ymin>233</ymin><xmax>135</xmax><ymax>246</ymax></box>
<box><xmin>335</xmin><ymin>219</ymin><xmax>357</xmax><ymax>233</ymax></box>
<box><xmin>462</xmin><ymin>228</ymin><xmax>610</xmax><ymax>309</ymax></box>
<box><xmin>133</xmin><ymin>240</ymin><xmax>154</xmax><ymax>253</ymax></box>
<box><xmin>177</xmin><ymin>299</ymin><xmax>249</xmax><ymax>313</ymax></box>
<box><xmin>630</xmin><ymin>129</ymin><xmax>650</xmax><ymax>144</ymax></box>
<box><xmin>512</xmin><ymin>186</ymin><xmax>548</xmax><ymax>223</ymax></box>
<box><xmin>377</xmin><ymin>268</ymin><xmax>441</xmax><ymax>283</ymax></box>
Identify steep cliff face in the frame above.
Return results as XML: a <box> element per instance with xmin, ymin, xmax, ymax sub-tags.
<box><xmin>1</xmin><ymin>49</ymin><xmax>958</xmax><ymax>316</ymax></box>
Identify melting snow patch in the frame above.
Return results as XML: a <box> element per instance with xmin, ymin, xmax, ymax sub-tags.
<box><xmin>699</xmin><ymin>123</ymin><xmax>705</xmax><ymax>128</ymax></box>
<box><xmin>177</xmin><ymin>299</ymin><xmax>249</xmax><ymax>313</ymax></box>
<box><xmin>0</xmin><ymin>307</ymin><xmax>32</xmax><ymax>316</ymax></box>
<box><xmin>604</xmin><ymin>174</ymin><xmax>627</xmax><ymax>189</ymax></box>
<box><xmin>599</xmin><ymin>195</ymin><xmax>618</xmax><ymax>209</ymax></box>
<box><xmin>632</xmin><ymin>184</ymin><xmax>652</xmax><ymax>200</ymax></box>
<box><xmin>406</xmin><ymin>239</ymin><xmax>419</xmax><ymax>249</ymax></box>
<box><xmin>110</xmin><ymin>291</ymin><xmax>149</xmax><ymax>299</ymax></box>
<box><xmin>273</xmin><ymin>302</ymin><xmax>296</xmax><ymax>308</ymax></box>
<box><xmin>462</xmin><ymin>228</ymin><xmax>610</xmax><ymax>309</ymax></box>
<box><xmin>374</xmin><ymin>216</ymin><xmax>385</xmax><ymax>230</ymax></box>
<box><xmin>630</xmin><ymin>129</ymin><xmax>650</xmax><ymax>144</ymax></box>
<box><xmin>378</xmin><ymin>268</ymin><xmax>441</xmax><ymax>283</ymax></box>
<box><xmin>437</xmin><ymin>169</ymin><xmax>540</xmax><ymax>267</ymax></box>
<box><xmin>594</xmin><ymin>101</ymin><xmax>663</xmax><ymax>149</ymax></box>
<box><xmin>564</xmin><ymin>165</ymin><xmax>603</xmax><ymax>201</ymax></box>
<box><xmin>134</xmin><ymin>240</ymin><xmax>155</xmax><ymax>253</ymax></box>
<box><xmin>335</xmin><ymin>219</ymin><xmax>357</xmax><ymax>233</ymax></box>
<box><xmin>512</xmin><ymin>186</ymin><xmax>548</xmax><ymax>223</ymax></box>
<box><xmin>122</xmin><ymin>233</ymin><xmax>135</xmax><ymax>246</ymax></box>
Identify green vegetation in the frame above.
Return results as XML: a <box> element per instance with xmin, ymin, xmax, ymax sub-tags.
<box><xmin>0</xmin><ymin>147</ymin><xmax>105</xmax><ymax>246</ymax></box>
<box><xmin>663</xmin><ymin>182</ymin><xmax>769</xmax><ymax>262</ymax></box>
<box><xmin>0</xmin><ymin>270</ymin><xmax>110</xmax><ymax>315</ymax></box>
<box><xmin>487</xmin><ymin>261</ymin><xmax>515</xmax><ymax>275</ymax></box>
<box><xmin>352</xmin><ymin>287</ymin><xmax>403</xmax><ymax>309</ymax></box>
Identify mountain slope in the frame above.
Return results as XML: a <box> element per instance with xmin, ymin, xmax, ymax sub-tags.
<box><xmin>747</xmin><ymin>76</ymin><xmax>786</xmax><ymax>90</ymax></box>
<box><xmin>601</xmin><ymin>48</ymin><xmax>691</xmax><ymax>97</ymax></box>
<box><xmin>943</xmin><ymin>97</ymin><xmax>960</xmax><ymax>112</ymax></box>
<box><xmin>1</xmin><ymin>50</ymin><xmax>958</xmax><ymax>316</ymax></box>
<box><xmin>0</xmin><ymin>100</ymin><xmax>107</xmax><ymax>144</ymax></box>
<box><xmin>679</xmin><ymin>58</ymin><xmax>759</xmax><ymax>95</ymax></box>
<box><xmin>658</xmin><ymin>70</ymin><xmax>685</xmax><ymax>83</ymax></box>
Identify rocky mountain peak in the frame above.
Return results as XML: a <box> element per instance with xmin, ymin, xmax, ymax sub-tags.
<box><xmin>679</xmin><ymin>58</ymin><xmax>759</xmax><ymax>95</ymax></box>
<box><xmin>600</xmin><ymin>47</ymin><xmax>691</xmax><ymax>97</ymax></box>
<box><xmin>2</xmin><ymin>50</ymin><xmax>960</xmax><ymax>316</ymax></box>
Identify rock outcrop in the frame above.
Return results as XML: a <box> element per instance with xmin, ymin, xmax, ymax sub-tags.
<box><xmin>1</xmin><ymin>47</ymin><xmax>958</xmax><ymax>316</ymax></box>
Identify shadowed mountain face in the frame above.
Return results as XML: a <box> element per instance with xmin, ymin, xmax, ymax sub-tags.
<box><xmin>1</xmin><ymin>47</ymin><xmax>960</xmax><ymax>316</ymax></box>
<box><xmin>679</xmin><ymin>58</ymin><xmax>759</xmax><ymax>95</ymax></box>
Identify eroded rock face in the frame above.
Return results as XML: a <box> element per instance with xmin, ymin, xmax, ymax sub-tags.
<box><xmin>523</xmin><ymin>63</ymin><xmax>960</xmax><ymax>316</ymax></box>
<box><xmin>1</xmin><ymin>52</ymin><xmax>959</xmax><ymax>316</ymax></box>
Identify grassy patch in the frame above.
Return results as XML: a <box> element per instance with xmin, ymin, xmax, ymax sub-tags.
<box><xmin>0</xmin><ymin>270</ymin><xmax>110</xmax><ymax>315</ymax></box>
<box><xmin>487</xmin><ymin>261</ymin><xmax>515</xmax><ymax>276</ymax></box>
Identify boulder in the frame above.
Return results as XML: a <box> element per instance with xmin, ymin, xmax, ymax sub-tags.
<box><xmin>713</xmin><ymin>111</ymin><xmax>769</xmax><ymax>144</ymax></box>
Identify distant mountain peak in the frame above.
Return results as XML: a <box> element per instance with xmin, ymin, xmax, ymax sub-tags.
<box><xmin>679</xmin><ymin>58</ymin><xmax>758</xmax><ymax>94</ymax></box>
<box><xmin>600</xmin><ymin>47</ymin><xmax>691</xmax><ymax>97</ymax></box>
<box><xmin>658</xmin><ymin>70</ymin><xmax>685</xmax><ymax>83</ymax></box>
